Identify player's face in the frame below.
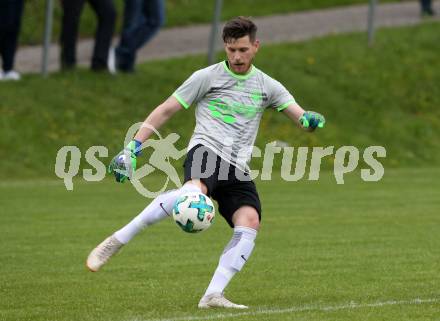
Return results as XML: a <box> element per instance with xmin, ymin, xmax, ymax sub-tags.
<box><xmin>224</xmin><ymin>35</ymin><xmax>259</xmax><ymax>74</ymax></box>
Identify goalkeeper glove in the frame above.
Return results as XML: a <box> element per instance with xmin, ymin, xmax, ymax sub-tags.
<box><xmin>299</xmin><ymin>111</ymin><xmax>325</xmax><ymax>129</ymax></box>
<box><xmin>108</xmin><ymin>139</ymin><xmax>142</xmax><ymax>183</ymax></box>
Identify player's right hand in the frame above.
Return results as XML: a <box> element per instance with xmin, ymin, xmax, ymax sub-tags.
<box><xmin>108</xmin><ymin>140</ymin><xmax>142</xmax><ymax>183</ymax></box>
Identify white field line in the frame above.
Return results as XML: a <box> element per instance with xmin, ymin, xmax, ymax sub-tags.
<box><xmin>131</xmin><ymin>298</ymin><xmax>439</xmax><ymax>321</ymax></box>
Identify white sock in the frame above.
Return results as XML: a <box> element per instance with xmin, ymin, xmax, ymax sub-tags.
<box><xmin>114</xmin><ymin>184</ymin><xmax>201</xmax><ymax>244</ymax></box>
<box><xmin>204</xmin><ymin>226</ymin><xmax>257</xmax><ymax>296</ymax></box>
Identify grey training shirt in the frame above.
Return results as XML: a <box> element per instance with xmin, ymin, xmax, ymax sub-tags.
<box><xmin>173</xmin><ymin>61</ymin><xmax>295</xmax><ymax>172</ymax></box>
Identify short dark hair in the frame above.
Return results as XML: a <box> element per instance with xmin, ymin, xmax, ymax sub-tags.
<box><xmin>222</xmin><ymin>16</ymin><xmax>257</xmax><ymax>43</ymax></box>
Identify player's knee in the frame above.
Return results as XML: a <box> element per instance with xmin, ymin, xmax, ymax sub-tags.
<box><xmin>232</xmin><ymin>206</ymin><xmax>260</xmax><ymax>230</ymax></box>
<box><xmin>247</xmin><ymin>214</ymin><xmax>260</xmax><ymax>230</ymax></box>
<box><xmin>184</xmin><ymin>179</ymin><xmax>208</xmax><ymax>195</ymax></box>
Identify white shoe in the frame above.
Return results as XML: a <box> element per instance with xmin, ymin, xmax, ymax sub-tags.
<box><xmin>86</xmin><ymin>235</ymin><xmax>124</xmax><ymax>272</ymax></box>
<box><xmin>107</xmin><ymin>47</ymin><xmax>117</xmax><ymax>74</ymax></box>
<box><xmin>2</xmin><ymin>70</ymin><xmax>21</xmax><ymax>81</ymax></box>
<box><xmin>198</xmin><ymin>293</ymin><xmax>248</xmax><ymax>309</ymax></box>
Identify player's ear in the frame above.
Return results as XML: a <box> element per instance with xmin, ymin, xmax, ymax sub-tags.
<box><xmin>253</xmin><ymin>39</ymin><xmax>260</xmax><ymax>52</ymax></box>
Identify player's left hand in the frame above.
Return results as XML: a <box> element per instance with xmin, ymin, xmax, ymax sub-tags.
<box><xmin>108</xmin><ymin>140</ymin><xmax>142</xmax><ymax>183</ymax></box>
<box><xmin>299</xmin><ymin>111</ymin><xmax>325</xmax><ymax>129</ymax></box>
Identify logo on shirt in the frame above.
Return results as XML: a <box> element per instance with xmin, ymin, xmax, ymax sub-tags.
<box><xmin>214</xmin><ymin>82</ymin><xmax>265</xmax><ymax>123</ymax></box>
<box><xmin>208</xmin><ymin>98</ymin><xmax>264</xmax><ymax>124</ymax></box>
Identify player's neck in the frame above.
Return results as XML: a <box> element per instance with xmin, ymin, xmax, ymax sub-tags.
<box><xmin>225</xmin><ymin>60</ymin><xmax>253</xmax><ymax>75</ymax></box>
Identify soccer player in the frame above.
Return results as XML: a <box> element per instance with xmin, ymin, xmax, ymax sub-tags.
<box><xmin>86</xmin><ymin>16</ymin><xmax>325</xmax><ymax>309</ymax></box>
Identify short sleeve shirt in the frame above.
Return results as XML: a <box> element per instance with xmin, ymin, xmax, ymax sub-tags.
<box><xmin>173</xmin><ymin>61</ymin><xmax>295</xmax><ymax>172</ymax></box>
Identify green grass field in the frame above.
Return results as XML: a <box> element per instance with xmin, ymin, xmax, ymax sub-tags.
<box><xmin>1</xmin><ymin>168</ymin><xmax>439</xmax><ymax>321</ymax></box>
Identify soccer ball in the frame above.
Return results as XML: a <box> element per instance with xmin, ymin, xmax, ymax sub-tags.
<box><xmin>172</xmin><ymin>192</ymin><xmax>215</xmax><ymax>233</ymax></box>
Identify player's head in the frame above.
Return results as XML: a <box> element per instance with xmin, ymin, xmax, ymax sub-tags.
<box><xmin>222</xmin><ymin>16</ymin><xmax>259</xmax><ymax>75</ymax></box>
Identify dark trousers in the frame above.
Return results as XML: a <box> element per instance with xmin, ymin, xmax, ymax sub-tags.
<box><xmin>116</xmin><ymin>0</ymin><xmax>165</xmax><ymax>72</ymax></box>
<box><xmin>420</xmin><ymin>0</ymin><xmax>433</xmax><ymax>11</ymax></box>
<box><xmin>60</xmin><ymin>0</ymin><xmax>116</xmax><ymax>70</ymax></box>
<box><xmin>0</xmin><ymin>0</ymin><xmax>24</xmax><ymax>72</ymax></box>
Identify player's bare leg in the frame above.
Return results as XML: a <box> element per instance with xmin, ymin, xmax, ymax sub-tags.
<box><xmin>198</xmin><ymin>206</ymin><xmax>259</xmax><ymax>309</ymax></box>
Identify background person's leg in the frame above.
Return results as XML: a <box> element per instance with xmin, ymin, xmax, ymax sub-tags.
<box><xmin>88</xmin><ymin>0</ymin><xmax>116</xmax><ymax>71</ymax></box>
<box><xmin>115</xmin><ymin>0</ymin><xmax>144</xmax><ymax>72</ymax></box>
<box><xmin>0</xmin><ymin>0</ymin><xmax>24</xmax><ymax>73</ymax></box>
<box><xmin>420</xmin><ymin>0</ymin><xmax>434</xmax><ymax>14</ymax></box>
<box><xmin>60</xmin><ymin>0</ymin><xmax>85</xmax><ymax>69</ymax></box>
<box><xmin>134</xmin><ymin>0</ymin><xmax>165</xmax><ymax>50</ymax></box>
<box><xmin>116</xmin><ymin>0</ymin><xmax>165</xmax><ymax>71</ymax></box>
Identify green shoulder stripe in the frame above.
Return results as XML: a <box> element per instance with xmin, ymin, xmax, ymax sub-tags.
<box><xmin>172</xmin><ymin>93</ymin><xmax>190</xmax><ymax>109</ymax></box>
<box><xmin>276</xmin><ymin>100</ymin><xmax>295</xmax><ymax>112</ymax></box>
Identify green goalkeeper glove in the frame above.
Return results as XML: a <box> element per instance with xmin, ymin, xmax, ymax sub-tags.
<box><xmin>108</xmin><ymin>140</ymin><xmax>142</xmax><ymax>183</ymax></box>
<box><xmin>299</xmin><ymin>111</ymin><xmax>325</xmax><ymax>129</ymax></box>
